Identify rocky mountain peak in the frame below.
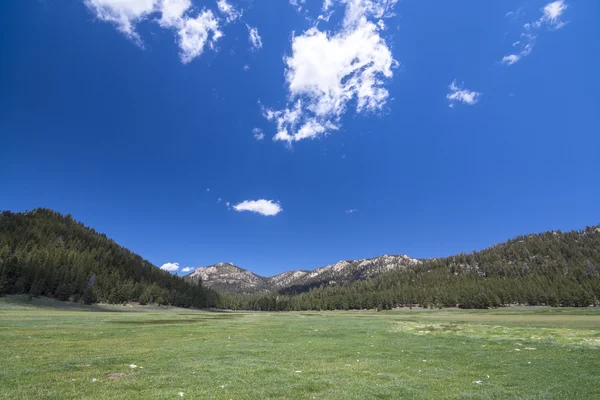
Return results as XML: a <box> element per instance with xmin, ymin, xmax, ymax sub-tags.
<box><xmin>184</xmin><ymin>254</ymin><xmax>422</xmax><ymax>294</ymax></box>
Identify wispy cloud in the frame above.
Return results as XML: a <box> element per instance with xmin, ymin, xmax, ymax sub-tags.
<box><xmin>502</xmin><ymin>1</ymin><xmax>568</xmax><ymax>65</ymax></box>
<box><xmin>263</xmin><ymin>0</ymin><xmax>398</xmax><ymax>144</ymax></box>
<box><xmin>83</xmin><ymin>0</ymin><xmax>158</xmax><ymax>45</ymax></box>
<box><xmin>346</xmin><ymin>209</ymin><xmax>358</xmax><ymax>214</ymax></box>
<box><xmin>289</xmin><ymin>0</ymin><xmax>306</xmax><ymax>13</ymax></box>
<box><xmin>252</xmin><ymin>128</ymin><xmax>265</xmax><ymax>140</ymax></box>
<box><xmin>502</xmin><ymin>39</ymin><xmax>534</xmax><ymax>65</ymax></box>
<box><xmin>446</xmin><ymin>80</ymin><xmax>482</xmax><ymax>107</ymax></box>
<box><xmin>505</xmin><ymin>7</ymin><xmax>525</xmax><ymax>20</ymax></box>
<box><xmin>233</xmin><ymin>199</ymin><xmax>282</xmax><ymax>216</ymax></box>
<box><xmin>247</xmin><ymin>25</ymin><xmax>263</xmax><ymax>50</ymax></box>
<box><xmin>84</xmin><ymin>0</ymin><xmax>222</xmax><ymax>63</ymax></box>
<box><xmin>538</xmin><ymin>0</ymin><xmax>569</xmax><ymax>29</ymax></box>
<box><xmin>160</xmin><ymin>262</ymin><xmax>180</xmax><ymax>272</ymax></box>
<box><xmin>216</xmin><ymin>0</ymin><xmax>241</xmax><ymax>23</ymax></box>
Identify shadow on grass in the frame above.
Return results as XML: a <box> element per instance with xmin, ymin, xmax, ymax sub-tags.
<box><xmin>0</xmin><ymin>295</ymin><xmax>225</xmax><ymax>313</ymax></box>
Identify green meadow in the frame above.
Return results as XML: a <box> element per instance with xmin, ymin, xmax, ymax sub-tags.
<box><xmin>1</xmin><ymin>297</ymin><xmax>599</xmax><ymax>399</ymax></box>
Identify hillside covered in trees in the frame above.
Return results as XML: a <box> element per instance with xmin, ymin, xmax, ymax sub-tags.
<box><xmin>0</xmin><ymin>209</ymin><xmax>218</xmax><ymax>308</ymax></box>
<box><xmin>218</xmin><ymin>226</ymin><xmax>600</xmax><ymax>311</ymax></box>
<box><xmin>2</xmin><ymin>208</ymin><xmax>599</xmax><ymax>311</ymax></box>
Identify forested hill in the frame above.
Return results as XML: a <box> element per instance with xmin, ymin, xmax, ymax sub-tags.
<box><xmin>0</xmin><ymin>209</ymin><xmax>218</xmax><ymax>308</ymax></box>
<box><xmin>218</xmin><ymin>226</ymin><xmax>600</xmax><ymax>311</ymax></box>
<box><xmin>2</xmin><ymin>208</ymin><xmax>599</xmax><ymax>311</ymax></box>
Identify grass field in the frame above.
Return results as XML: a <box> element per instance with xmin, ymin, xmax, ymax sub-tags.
<box><xmin>1</xmin><ymin>297</ymin><xmax>599</xmax><ymax>399</ymax></box>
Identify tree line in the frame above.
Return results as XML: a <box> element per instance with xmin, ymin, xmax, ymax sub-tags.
<box><xmin>0</xmin><ymin>209</ymin><xmax>219</xmax><ymax>308</ymax></box>
<box><xmin>2</xmin><ymin>208</ymin><xmax>598</xmax><ymax>311</ymax></box>
<box><xmin>217</xmin><ymin>227</ymin><xmax>600</xmax><ymax>310</ymax></box>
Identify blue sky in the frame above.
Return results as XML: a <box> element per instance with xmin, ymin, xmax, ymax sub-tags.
<box><xmin>1</xmin><ymin>0</ymin><xmax>598</xmax><ymax>276</ymax></box>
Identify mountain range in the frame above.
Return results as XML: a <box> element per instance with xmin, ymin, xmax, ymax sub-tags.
<box><xmin>184</xmin><ymin>255</ymin><xmax>422</xmax><ymax>294</ymax></box>
<box><xmin>2</xmin><ymin>208</ymin><xmax>599</xmax><ymax>310</ymax></box>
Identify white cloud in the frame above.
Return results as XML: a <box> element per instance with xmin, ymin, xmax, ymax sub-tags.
<box><xmin>84</xmin><ymin>0</ymin><xmax>222</xmax><ymax>63</ymax></box>
<box><xmin>539</xmin><ymin>0</ymin><xmax>568</xmax><ymax>29</ymax></box>
<box><xmin>446</xmin><ymin>80</ymin><xmax>482</xmax><ymax>107</ymax></box>
<box><xmin>247</xmin><ymin>25</ymin><xmax>263</xmax><ymax>50</ymax></box>
<box><xmin>217</xmin><ymin>197</ymin><xmax>222</xmax><ymax>203</ymax></box>
<box><xmin>343</xmin><ymin>0</ymin><xmax>398</xmax><ymax>27</ymax></box>
<box><xmin>502</xmin><ymin>40</ymin><xmax>534</xmax><ymax>65</ymax></box>
<box><xmin>217</xmin><ymin>0</ymin><xmax>242</xmax><ymax>23</ymax></box>
<box><xmin>181</xmin><ymin>267</ymin><xmax>193</xmax><ymax>273</ymax></box>
<box><xmin>252</xmin><ymin>128</ymin><xmax>265</xmax><ymax>140</ymax></box>
<box><xmin>505</xmin><ymin>7</ymin><xmax>525</xmax><ymax>20</ymax></box>
<box><xmin>502</xmin><ymin>54</ymin><xmax>521</xmax><ymax>65</ymax></box>
<box><xmin>263</xmin><ymin>0</ymin><xmax>397</xmax><ymax>144</ymax></box>
<box><xmin>243</xmin><ymin>64</ymin><xmax>250</xmax><ymax>71</ymax></box>
<box><xmin>159</xmin><ymin>0</ymin><xmax>191</xmax><ymax>27</ymax></box>
<box><xmin>289</xmin><ymin>0</ymin><xmax>306</xmax><ymax>13</ymax></box>
<box><xmin>160</xmin><ymin>262</ymin><xmax>180</xmax><ymax>272</ymax></box>
<box><xmin>83</xmin><ymin>0</ymin><xmax>158</xmax><ymax>45</ymax></box>
<box><xmin>233</xmin><ymin>199</ymin><xmax>283</xmax><ymax>216</ymax></box>
<box><xmin>502</xmin><ymin>1</ymin><xmax>568</xmax><ymax>65</ymax></box>
<box><xmin>346</xmin><ymin>209</ymin><xmax>358</xmax><ymax>214</ymax></box>
<box><xmin>175</xmin><ymin>10</ymin><xmax>222</xmax><ymax>64</ymax></box>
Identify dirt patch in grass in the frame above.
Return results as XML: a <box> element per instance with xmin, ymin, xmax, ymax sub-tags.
<box><xmin>107</xmin><ymin>373</ymin><xmax>128</xmax><ymax>380</ymax></box>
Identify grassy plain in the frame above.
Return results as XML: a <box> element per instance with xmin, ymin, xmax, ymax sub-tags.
<box><xmin>1</xmin><ymin>297</ymin><xmax>599</xmax><ymax>399</ymax></box>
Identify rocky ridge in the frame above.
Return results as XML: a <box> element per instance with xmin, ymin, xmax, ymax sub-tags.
<box><xmin>185</xmin><ymin>255</ymin><xmax>422</xmax><ymax>294</ymax></box>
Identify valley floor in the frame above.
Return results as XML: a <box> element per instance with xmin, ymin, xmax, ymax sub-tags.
<box><xmin>1</xmin><ymin>298</ymin><xmax>599</xmax><ymax>399</ymax></box>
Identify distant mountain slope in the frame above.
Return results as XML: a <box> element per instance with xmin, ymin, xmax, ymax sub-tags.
<box><xmin>0</xmin><ymin>209</ymin><xmax>218</xmax><ymax>308</ymax></box>
<box><xmin>185</xmin><ymin>255</ymin><xmax>421</xmax><ymax>294</ymax></box>
<box><xmin>216</xmin><ymin>226</ymin><xmax>600</xmax><ymax>310</ymax></box>
<box><xmin>185</xmin><ymin>262</ymin><xmax>270</xmax><ymax>293</ymax></box>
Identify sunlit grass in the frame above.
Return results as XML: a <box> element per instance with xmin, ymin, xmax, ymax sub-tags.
<box><xmin>1</xmin><ymin>298</ymin><xmax>599</xmax><ymax>399</ymax></box>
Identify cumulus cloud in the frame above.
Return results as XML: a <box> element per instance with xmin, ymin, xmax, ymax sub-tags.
<box><xmin>83</xmin><ymin>0</ymin><xmax>222</xmax><ymax>63</ymax></box>
<box><xmin>446</xmin><ymin>80</ymin><xmax>482</xmax><ymax>107</ymax></box>
<box><xmin>263</xmin><ymin>0</ymin><xmax>398</xmax><ymax>144</ymax></box>
<box><xmin>252</xmin><ymin>128</ymin><xmax>265</xmax><ymax>140</ymax></box>
<box><xmin>175</xmin><ymin>10</ymin><xmax>222</xmax><ymax>63</ymax></box>
<box><xmin>83</xmin><ymin>0</ymin><xmax>157</xmax><ymax>45</ymax></box>
<box><xmin>247</xmin><ymin>25</ymin><xmax>263</xmax><ymax>50</ymax></box>
<box><xmin>159</xmin><ymin>0</ymin><xmax>191</xmax><ymax>27</ymax></box>
<box><xmin>502</xmin><ymin>1</ymin><xmax>568</xmax><ymax>65</ymax></box>
<box><xmin>217</xmin><ymin>0</ymin><xmax>242</xmax><ymax>23</ymax></box>
<box><xmin>233</xmin><ymin>199</ymin><xmax>283</xmax><ymax>216</ymax></box>
<box><xmin>181</xmin><ymin>267</ymin><xmax>193</xmax><ymax>273</ymax></box>
<box><xmin>160</xmin><ymin>262</ymin><xmax>180</xmax><ymax>272</ymax></box>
